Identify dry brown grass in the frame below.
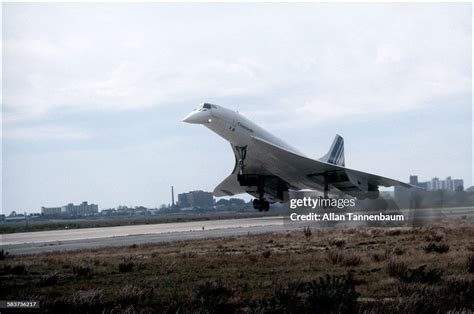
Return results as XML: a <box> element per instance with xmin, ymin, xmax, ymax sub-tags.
<box><xmin>424</xmin><ymin>242</ymin><xmax>450</xmax><ymax>253</ymax></box>
<box><xmin>328</xmin><ymin>237</ymin><xmax>346</xmax><ymax>248</ymax></box>
<box><xmin>466</xmin><ymin>254</ymin><xmax>474</xmax><ymax>273</ymax></box>
<box><xmin>326</xmin><ymin>250</ymin><xmax>362</xmax><ymax>267</ymax></box>
<box><xmin>1</xmin><ymin>218</ymin><xmax>473</xmax><ymax>312</ymax></box>
<box><xmin>424</xmin><ymin>227</ymin><xmax>446</xmax><ymax>242</ymax></box>
<box><xmin>387</xmin><ymin>258</ymin><xmax>408</xmax><ymax>277</ymax></box>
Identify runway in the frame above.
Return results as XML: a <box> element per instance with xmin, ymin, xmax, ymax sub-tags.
<box><xmin>1</xmin><ymin>217</ymin><xmax>287</xmax><ymax>255</ymax></box>
<box><xmin>2</xmin><ymin>207</ymin><xmax>472</xmax><ymax>255</ymax></box>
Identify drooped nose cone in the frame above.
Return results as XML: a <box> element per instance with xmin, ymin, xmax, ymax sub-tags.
<box><xmin>182</xmin><ymin>110</ymin><xmax>211</xmax><ymax>124</ymax></box>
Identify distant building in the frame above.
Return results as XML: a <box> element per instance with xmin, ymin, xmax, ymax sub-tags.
<box><xmin>404</xmin><ymin>175</ymin><xmax>463</xmax><ymax>192</ymax></box>
<box><xmin>178</xmin><ymin>190</ymin><xmax>214</xmax><ymax>208</ymax></box>
<box><xmin>409</xmin><ymin>175</ymin><xmax>428</xmax><ymax>190</ymax></box>
<box><xmin>41</xmin><ymin>206</ymin><xmax>62</xmax><ymax>215</ymax></box>
<box><xmin>425</xmin><ymin>176</ymin><xmax>463</xmax><ymax>191</ymax></box>
<box><xmin>4</xmin><ymin>211</ymin><xmax>26</xmax><ymax>222</ymax></box>
<box><xmin>395</xmin><ymin>175</ymin><xmax>464</xmax><ymax>204</ymax></box>
<box><xmin>41</xmin><ymin>201</ymin><xmax>98</xmax><ymax>216</ymax></box>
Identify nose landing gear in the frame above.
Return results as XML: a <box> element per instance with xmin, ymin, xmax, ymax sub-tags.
<box><xmin>237</xmin><ymin>146</ymin><xmax>247</xmax><ymax>176</ymax></box>
<box><xmin>236</xmin><ymin>145</ymin><xmax>270</xmax><ymax>212</ymax></box>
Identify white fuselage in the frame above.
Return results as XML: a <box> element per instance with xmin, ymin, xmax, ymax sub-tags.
<box><xmin>183</xmin><ymin>103</ymin><xmax>303</xmax><ymax>155</ymax></box>
<box><xmin>183</xmin><ymin>103</ymin><xmax>408</xmax><ymax>203</ymax></box>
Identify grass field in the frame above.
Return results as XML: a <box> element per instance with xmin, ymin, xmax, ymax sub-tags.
<box><xmin>1</xmin><ymin>218</ymin><xmax>473</xmax><ymax>313</ymax></box>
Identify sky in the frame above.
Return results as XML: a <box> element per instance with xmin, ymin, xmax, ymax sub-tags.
<box><xmin>2</xmin><ymin>3</ymin><xmax>472</xmax><ymax>214</ymax></box>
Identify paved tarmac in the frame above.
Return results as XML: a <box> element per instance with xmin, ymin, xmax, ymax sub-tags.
<box><xmin>1</xmin><ymin>217</ymin><xmax>288</xmax><ymax>255</ymax></box>
<box><xmin>2</xmin><ymin>207</ymin><xmax>472</xmax><ymax>255</ymax></box>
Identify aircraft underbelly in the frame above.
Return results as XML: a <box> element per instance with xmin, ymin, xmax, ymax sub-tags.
<box><xmin>245</xmin><ymin>146</ymin><xmax>320</xmax><ymax>191</ymax></box>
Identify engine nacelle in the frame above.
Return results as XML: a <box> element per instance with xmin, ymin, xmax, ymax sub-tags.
<box><xmin>366</xmin><ymin>187</ymin><xmax>380</xmax><ymax>199</ymax></box>
<box><xmin>237</xmin><ymin>174</ymin><xmax>260</xmax><ymax>187</ymax></box>
<box><xmin>346</xmin><ymin>171</ymin><xmax>368</xmax><ymax>191</ymax></box>
<box><xmin>346</xmin><ymin>172</ymin><xmax>379</xmax><ymax>200</ymax></box>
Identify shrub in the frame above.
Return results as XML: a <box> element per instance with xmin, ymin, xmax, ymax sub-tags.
<box><xmin>262</xmin><ymin>250</ymin><xmax>271</xmax><ymax>259</ymax></box>
<box><xmin>303</xmin><ymin>226</ymin><xmax>312</xmax><ymax>241</ymax></box>
<box><xmin>326</xmin><ymin>251</ymin><xmax>361</xmax><ymax>267</ymax></box>
<box><xmin>393</xmin><ymin>247</ymin><xmax>405</xmax><ymax>256</ymax></box>
<box><xmin>442</xmin><ymin>275</ymin><xmax>474</xmax><ymax>309</ymax></box>
<box><xmin>424</xmin><ymin>242</ymin><xmax>449</xmax><ymax>254</ymax></box>
<box><xmin>371</xmin><ymin>251</ymin><xmax>387</xmax><ymax>263</ymax></box>
<box><xmin>385</xmin><ymin>229</ymin><xmax>401</xmax><ymax>236</ymax></box>
<box><xmin>358</xmin><ymin>295</ymin><xmax>440</xmax><ymax>313</ymax></box>
<box><xmin>466</xmin><ymin>254</ymin><xmax>474</xmax><ymax>273</ymax></box>
<box><xmin>397</xmin><ymin>282</ymin><xmax>434</xmax><ymax>297</ymax></box>
<box><xmin>193</xmin><ymin>281</ymin><xmax>234</xmax><ymax>313</ymax></box>
<box><xmin>272</xmin><ymin>281</ymin><xmax>305</xmax><ymax>312</ymax></box>
<box><xmin>40</xmin><ymin>272</ymin><xmax>58</xmax><ymax>286</ymax></box>
<box><xmin>115</xmin><ymin>285</ymin><xmax>147</xmax><ymax>305</ymax></box>
<box><xmin>0</xmin><ymin>249</ymin><xmax>9</xmax><ymax>261</ymax></box>
<box><xmin>43</xmin><ymin>288</ymin><xmax>107</xmax><ymax>313</ymax></box>
<box><xmin>387</xmin><ymin>258</ymin><xmax>408</xmax><ymax>277</ymax></box>
<box><xmin>72</xmin><ymin>263</ymin><xmax>92</xmax><ymax>277</ymax></box>
<box><xmin>328</xmin><ymin>238</ymin><xmax>346</xmax><ymax>248</ymax></box>
<box><xmin>118</xmin><ymin>259</ymin><xmax>134</xmax><ymax>273</ymax></box>
<box><xmin>180</xmin><ymin>251</ymin><xmax>197</xmax><ymax>258</ymax></box>
<box><xmin>340</xmin><ymin>254</ymin><xmax>362</xmax><ymax>267</ymax></box>
<box><xmin>69</xmin><ymin>289</ymin><xmax>105</xmax><ymax>310</ymax></box>
<box><xmin>425</xmin><ymin>229</ymin><xmax>445</xmax><ymax>242</ymax></box>
<box><xmin>305</xmin><ymin>273</ymin><xmax>359</xmax><ymax>313</ymax></box>
<box><xmin>397</xmin><ymin>265</ymin><xmax>442</xmax><ymax>284</ymax></box>
<box><xmin>4</xmin><ymin>263</ymin><xmax>27</xmax><ymax>275</ymax></box>
<box><xmin>248</xmin><ymin>255</ymin><xmax>258</xmax><ymax>263</ymax></box>
<box><xmin>261</xmin><ymin>273</ymin><xmax>358</xmax><ymax>313</ymax></box>
<box><xmin>255</xmin><ymin>281</ymin><xmax>305</xmax><ymax>313</ymax></box>
<box><xmin>326</xmin><ymin>251</ymin><xmax>345</xmax><ymax>265</ymax></box>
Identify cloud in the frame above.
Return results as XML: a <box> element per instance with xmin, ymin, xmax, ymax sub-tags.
<box><xmin>2</xmin><ymin>3</ymin><xmax>471</xmax><ymax>213</ymax></box>
<box><xmin>2</xmin><ymin>4</ymin><xmax>471</xmax><ymax>131</ymax></box>
<box><xmin>4</xmin><ymin>39</ymin><xmax>64</xmax><ymax>59</ymax></box>
<box><xmin>375</xmin><ymin>44</ymin><xmax>403</xmax><ymax>64</ymax></box>
<box><xmin>4</xmin><ymin>4</ymin><xmax>471</xmax><ymax>127</ymax></box>
<box><xmin>3</xmin><ymin>125</ymin><xmax>93</xmax><ymax>141</ymax></box>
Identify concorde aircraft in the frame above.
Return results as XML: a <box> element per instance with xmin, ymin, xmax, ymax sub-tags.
<box><xmin>183</xmin><ymin>103</ymin><xmax>410</xmax><ymax>211</ymax></box>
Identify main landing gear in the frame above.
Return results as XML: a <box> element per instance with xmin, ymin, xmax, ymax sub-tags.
<box><xmin>253</xmin><ymin>198</ymin><xmax>269</xmax><ymax>212</ymax></box>
<box><xmin>236</xmin><ymin>145</ymin><xmax>270</xmax><ymax>212</ymax></box>
<box><xmin>254</xmin><ymin>174</ymin><xmax>270</xmax><ymax>212</ymax></box>
<box><xmin>323</xmin><ymin>173</ymin><xmax>329</xmax><ymax>199</ymax></box>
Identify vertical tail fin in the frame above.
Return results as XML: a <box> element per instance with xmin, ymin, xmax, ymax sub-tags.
<box><xmin>319</xmin><ymin>134</ymin><xmax>345</xmax><ymax>167</ymax></box>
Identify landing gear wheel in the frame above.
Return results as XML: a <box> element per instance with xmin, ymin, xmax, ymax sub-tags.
<box><xmin>253</xmin><ymin>199</ymin><xmax>270</xmax><ymax>212</ymax></box>
<box><xmin>263</xmin><ymin>201</ymin><xmax>270</xmax><ymax>212</ymax></box>
<box><xmin>253</xmin><ymin>199</ymin><xmax>262</xmax><ymax>211</ymax></box>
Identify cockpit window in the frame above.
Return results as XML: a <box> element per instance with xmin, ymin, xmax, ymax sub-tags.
<box><xmin>203</xmin><ymin>103</ymin><xmax>211</xmax><ymax>109</ymax></box>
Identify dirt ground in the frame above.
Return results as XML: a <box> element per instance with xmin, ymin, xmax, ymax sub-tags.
<box><xmin>1</xmin><ymin>217</ymin><xmax>473</xmax><ymax>313</ymax></box>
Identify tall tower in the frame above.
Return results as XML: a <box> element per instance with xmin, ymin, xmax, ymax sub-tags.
<box><xmin>171</xmin><ymin>186</ymin><xmax>175</xmax><ymax>207</ymax></box>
